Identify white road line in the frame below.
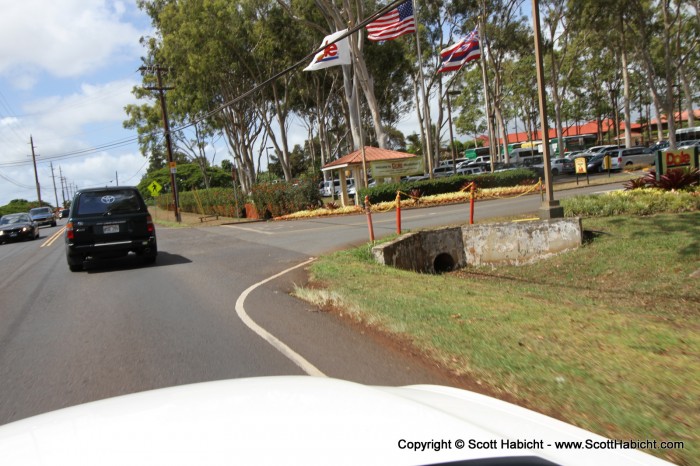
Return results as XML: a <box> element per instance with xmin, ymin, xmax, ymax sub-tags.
<box><xmin>222</xmin><ymin>224</ymin><xmax>275</xmax><ymax>235</ymax></box>
<box><xmin>235</xmin><ymin>258</ymin><xmax>326</xmax><ymax>377</ymax></box>
<box><xmin>40</xmin><ymin>227</ymin><xmax>65</xmax><ymax>248</ymax></box>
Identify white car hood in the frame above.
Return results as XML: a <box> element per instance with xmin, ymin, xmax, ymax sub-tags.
<box><xmin>0</xmin><ymin>376</ymin><xmax>670</xmax><ymax>465</ymax></box>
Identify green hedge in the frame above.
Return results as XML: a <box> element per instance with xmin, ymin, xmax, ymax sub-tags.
<box><xmin>358</xmin><ymin>168</ymin><xmax>538</xmax><ymax>203</ymax></box>
<box><xmin>155</xmin><ymin>187</ymin><xmax>248</xmax><ymax>218</ymax></box>
<box><xmin>249</xmin><ymin>179</ymin><xmax>322</xmax><ymax>219</ymax></box>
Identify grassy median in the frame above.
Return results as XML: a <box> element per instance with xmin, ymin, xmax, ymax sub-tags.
<box><xmin>296</xmin><ymin>212</ymin><xmax>699</xmax><ymax>465</ymax></box>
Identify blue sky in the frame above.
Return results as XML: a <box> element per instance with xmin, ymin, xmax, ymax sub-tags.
<box><xmin>0</xmin><ymin>0</ymin><xmax>156</xmax><ymax>206</ymax></box>
<box><xmin>0</xmin><ymin>0</ymin><xmax>527</xmax><ymax>207</ymax></box>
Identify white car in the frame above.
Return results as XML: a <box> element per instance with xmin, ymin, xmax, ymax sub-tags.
<box><xmin>609</xmin><ymin>147</ymin><xmax>654</xmax><ymax>170</ymax></box>
<box><xmin>456</xmin><ymin>166</ymin><xmax>484</xmax><ymax>175</ymax></box>
<box><xmin>0</xmin><ymin>377</ymin><xmax>672</xmax><ymax>466</ymax></box>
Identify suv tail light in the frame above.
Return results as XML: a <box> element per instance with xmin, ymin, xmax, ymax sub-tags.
<box><xmin>146</xmin><ymin>215</ymin><xmax>155</xmax><ymax>234</ymax></box>
<box><xmin>65</xmin><ymin>221</ymin><xmax>74</xmax><ymax>240</ymax></box>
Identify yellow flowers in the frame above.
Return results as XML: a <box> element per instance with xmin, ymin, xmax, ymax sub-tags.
<box><xmin>275</xmin><ymin>185</ymin><xmax>539</xmax><ymax>220</ymax></box>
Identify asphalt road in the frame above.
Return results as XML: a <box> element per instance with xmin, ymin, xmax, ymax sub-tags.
<box><xmin>0</xmin><ymin>181</ymin><xmax>623</xmax><ymax>425</ymax></box>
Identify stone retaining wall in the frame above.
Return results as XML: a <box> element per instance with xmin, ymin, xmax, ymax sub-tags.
<box><xmin>372</xmin><ymin>218</ymin><xmax>582</xmax><ymax>273</ymax></box>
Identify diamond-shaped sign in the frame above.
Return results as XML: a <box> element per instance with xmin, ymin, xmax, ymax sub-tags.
<box><xmin>148</xmin><ymin>180</ymin><xmax>163</xmax><ymax>196</ymax></box>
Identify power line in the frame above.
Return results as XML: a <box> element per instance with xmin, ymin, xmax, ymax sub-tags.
<box><xmin>1</xmin><ymin>0</ymin><xmax>406</xmax><ymax>172</ymax></box>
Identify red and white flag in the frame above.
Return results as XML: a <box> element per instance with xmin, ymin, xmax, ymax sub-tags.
<box><xmin>437</xmin><ymin>29</ymin><xmax>481</xmax><ymax>74</ymax></box>
<box><xmin>366</xmin><ymin>0</ymin><xmax>416</xmax><ymax>42</ymax></box>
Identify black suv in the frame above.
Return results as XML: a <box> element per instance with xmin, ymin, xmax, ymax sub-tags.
<box><xmin>65</xmin><ymin>187</ymin><xmax>157</xmax><ymax>271</ymax></box>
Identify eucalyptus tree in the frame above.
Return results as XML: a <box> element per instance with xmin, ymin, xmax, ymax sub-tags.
<box><xmin>453</xmin><ymin>67</ymin><xmax>488</xmax><ymax>147</ymax></box>
<box><xmin>676</xmin><ymin>8</ymin><xmax>699</xmax><ymax>127</ymax></box>
<box><xmin>476</xmin><ymin>0</ymin><xmax>531</xmax><ymax>164</ymax></box>
<box><xmin>540</xmin><ymin>0</ymin><xmax>583</xmax><ymax>156</ymax></box>
<box><xmin>248</xmin><ymin>1</ymin><xmax>321</xmax><ymax>181</ymax></box>
<box><xmin>627</xmin><ymin>0</ymin><xmax>687</xmax><ymax>148</ymax></box>
<box><xmin>135</xmin><ymin>0</ymin><xmax>265</xmax><ymax>193</ymax></box>
<box><xmin>413</xmin><ymin>0</ymin><xmax>470</xmax><ymax>167</ymax></box>
<box><xmin>501</xmin><ymin>54</ymin><xmax>538</xmax><ymax>142</ymax></box>
<box><xmin>281</xmin><ymin>0</ymin><xmax>391</xmax><ymax>152</ymax></box>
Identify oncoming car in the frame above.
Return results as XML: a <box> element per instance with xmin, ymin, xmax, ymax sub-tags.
<box><xmin>29</xmin><ymin>206</ymin><xmax>57</xmax><ymax>227</ymax></box>
<box><xmin>0</xmin><ymin>213</ymin><xmax>40</xmax><ymax>243</ymax></box>
<box><xmin>64</xmin><ymin>186</ymin><xmax>157</xmax><ymax>271</ymax></box>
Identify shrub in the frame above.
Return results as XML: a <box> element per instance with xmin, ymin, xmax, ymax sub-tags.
<box><xmin>562</xmin><ymin>189</ymin><xmax>700</xmax><ymax>217</ymax></box>
<box><xmin>250</xmin><ymin>179</ymin><xmax>321</xmax><ymax>219</ymax></box>
<box><xmin>652</xmin><ymin>168</ymin><xmax>699</xmax><ymax>191</ymax></box>
<box><xmin>154</xmin><ymin>188</ymin><xmax>248</xmax><ymax>218</ymax></box>
<box><xmin>624</xmin><ymin>177</ymin><xmax>647</xmax><ymax>190</ymax></box>
<box><xmin>625</xmin><ymin>168</ymin><xmax>699</xmax><ymax>192</ymax></box>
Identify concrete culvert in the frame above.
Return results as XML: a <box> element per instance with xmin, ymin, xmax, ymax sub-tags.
<box><xmin>433</xmin><ymin>253</ymin><xmax>455</xmax><ymax>274</ymax></box>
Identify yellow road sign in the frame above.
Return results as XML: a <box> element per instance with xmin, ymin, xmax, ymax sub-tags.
<box><xmin>148</xmin><ymin>180</ymin><xmax>163</xmax><ymax>196</ymax></box>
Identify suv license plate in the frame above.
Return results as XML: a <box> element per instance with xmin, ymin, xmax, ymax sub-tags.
<box><xmin>103</xmin><ymin>225</ymin><xmax>120</xmax><ymax>234</ymax></box>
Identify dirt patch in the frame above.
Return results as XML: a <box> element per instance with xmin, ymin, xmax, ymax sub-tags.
<box><xmin>149</xmin><ymin>206</ymin><xmax>259</xmax><ymax>227</ymax></box>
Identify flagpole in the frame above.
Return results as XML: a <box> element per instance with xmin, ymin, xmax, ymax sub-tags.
<box><xmin>348</xmin><ymin>27</ymin><xmax>369</xmax><ymax>190</ymax></box>
<box><xmin>412</xmin><ymin>0</ymin><xmax>434</xmax><ymax>179</ymax></box>
<box><xmin>477</xmin><ymin>17</ymin><xmax>495</xmax><ymax>173</ymax></box>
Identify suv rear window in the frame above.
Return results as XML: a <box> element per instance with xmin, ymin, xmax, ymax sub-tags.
<box><xmin>74</xmin><ymin>189</ymin><xmax>144</xmax><ymax>216</ymax></box>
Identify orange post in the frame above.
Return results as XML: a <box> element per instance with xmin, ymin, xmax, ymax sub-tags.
<box><xmin>395</xmin><ymin>192</ymin><xmax>402</xmax><ymax>234</ymax></box>
<box><xmin>469</xmin><ymin>183</ymin><xmax>476</xmax><ymax>225</ymax></box>
<box><xmin>364</xmin><ymin>195</ymin><xmax>375</xmax><ymax>242</ymax></box>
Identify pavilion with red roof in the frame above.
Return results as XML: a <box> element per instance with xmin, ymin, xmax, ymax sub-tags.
<box><xmin>322</xmin><ymin>146</ymin><xmax>420</xmax><ymax>205</ymax></box>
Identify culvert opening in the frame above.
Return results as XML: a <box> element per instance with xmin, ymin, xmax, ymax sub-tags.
<box><xmin>433</xmin><ymin>253</ymin><xmax>455</xmax><ymax>274</ymax></box>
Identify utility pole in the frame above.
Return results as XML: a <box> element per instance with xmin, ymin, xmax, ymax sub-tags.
<box><xmin>59</xmin><ymin>167</ymin><xmax>67</xmax><ymax>206</ymax></box>
<box><xmin>29</xmin><ymin>136</ymin><xmax>42</xmax><ymax>205</ymax></box>
<box><xmin>115</xmin><ymin>171</ymin><xmax>119</xmax><ymax>186</ymax></box>
<box><xmin>141</xmin><ymin>65</ymin><xmax>181</xmax><ymax>222</ymax></box>
<box><xmin>532</xmin><ymin>0</ymin><xmax>563</xmax><ymax>219</ymax></box>
<box><xmin>50</xmin><ymin>162</ymin><xmax>59</xmax><ymax>209</ymax></box>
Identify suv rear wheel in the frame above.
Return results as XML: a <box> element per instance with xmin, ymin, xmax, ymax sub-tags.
<box><xmin>67</xmin><ymin>256</ymin><xmax>84</xmax><ymax>272</ymax></box>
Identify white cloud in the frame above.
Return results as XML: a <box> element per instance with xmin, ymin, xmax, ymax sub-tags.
<box><xmin>0</xmin><ymin>0</ymin><xmax>145</xmax><ymax>83</ymax></box>
<box><xmin>0</xmin><ymin>77</ymin><xmax>143</xmax><ymax>206</ymax></box>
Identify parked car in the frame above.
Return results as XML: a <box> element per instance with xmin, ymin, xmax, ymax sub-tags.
<box><xmin>465</xmin><ymin>155</ymin><xmax>491</xmax><ymax>168</ymax></box>
<box><xmin>583</xmin><ymin>145</ymin><xmax>621</xmax><ymax>156</ymax></box>
<box><xmin>320</xmin><ymin>179</ymin><xmax>354</xmax><ymax>197</ymax></box>
<box><xmin>550</xmin><ymin>158</ymin><xmax>575</xmax><ymax>175</ymax></box>
<box><xmin>609</xmin><ymin>146</ymin><xmax>654</xmax><ymax>170</ymax></box>
<box><xmin>432</xmin><ymin>165</ymin><xmax>457</xmax><ymax>177</ymax></box>
<box><xmin>64</xmin><ymin>186</ymin><xmax>157</xmax><ymax>271</ymax></box>
<box><xmin>456</xmin><ymin>166</ymin><xmax>484</xmax><ymax>176</ymax></box>
<box><xmin>677</xmin><ymin>139</ymin><xmax>700</xmax><ymax>149</ymax></box>
<box><xmin>29</xmin><ymin>206</ymin><xmax>57</xmax><ymax>227</ymax></box>
<box><xmin>402</xmin><ymin>174</ymin><xmax>429</xmax><ymax>182</ymax></box>
<box><xmin>0</xmin><ymin>213</ymin><xmax>40</xmax><ymax>243</ymax></box>
<box><xmin>648</xmin><ymin>140</ymin><xmax>670</xmax><ymax>153</ymax></box>
<box><xmin>334</xmin><ymin>179</ymin><xmax>356</xmax><ymax>197</ymax></box>
<box><xmin>587</xmin><ymin>153</ymin><xmax>611</xmax><ymax>173</ymax></box>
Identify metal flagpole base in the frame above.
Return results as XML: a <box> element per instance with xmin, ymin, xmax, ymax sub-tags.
<box><xmin>538</xmin><ymin>200</ymin><xmax>564</xmax><ymax>219</ymax></box>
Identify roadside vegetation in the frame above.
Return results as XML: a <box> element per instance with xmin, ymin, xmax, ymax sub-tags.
<box><xmin>294</xmin><ymin>193</ymin><xmax>699</xmax><ymax>465</ymax></box>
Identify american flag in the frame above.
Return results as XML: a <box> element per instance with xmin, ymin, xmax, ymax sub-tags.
<box><xmin>366</xmin><ymin>0</ymin><xmax>416</xmax><ymax>42</ymax></box>
<box><xmin>437</xmin><ymin>29</ymin><xmax>480</xmax><ymax>73</ymax></box>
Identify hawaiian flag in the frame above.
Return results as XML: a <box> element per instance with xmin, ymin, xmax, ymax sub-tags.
<box><xmin>437</xmin><ymin>29</ymin><xmax>481</xmax><ymax>74</ymax></box>
<box><xmin>366</xmin><ymin>0</ymin><xmax>416</xmax><ymax>41</ymax></box>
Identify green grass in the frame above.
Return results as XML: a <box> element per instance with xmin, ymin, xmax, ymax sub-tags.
<box><xmin>299</xmin><ymin>212</ymin><xmax>699</xmax><ymax>465</ymax></box>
